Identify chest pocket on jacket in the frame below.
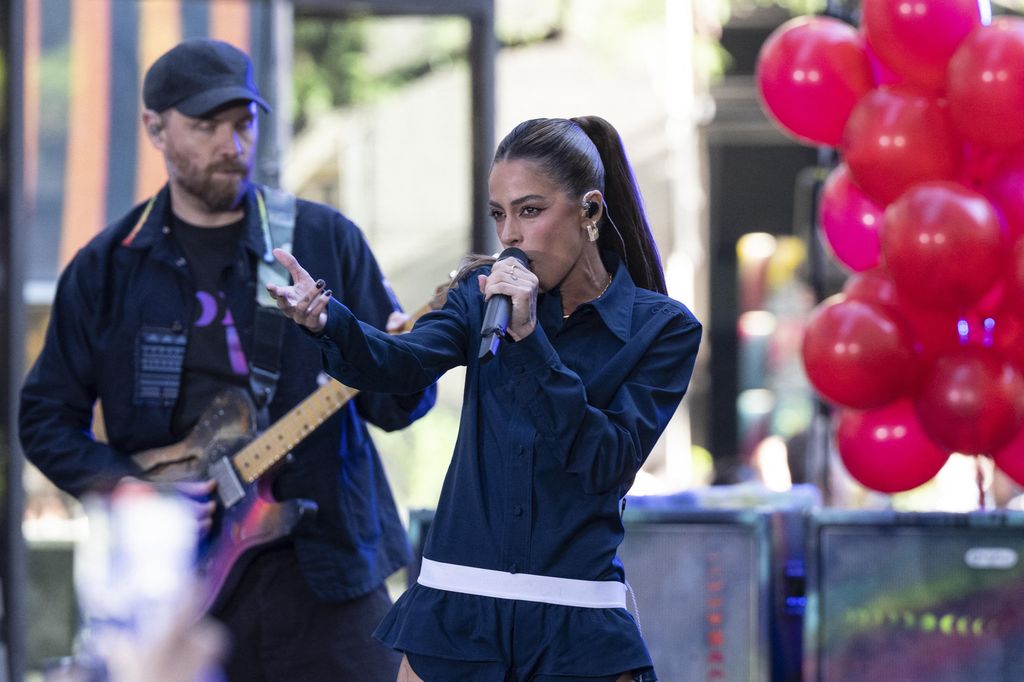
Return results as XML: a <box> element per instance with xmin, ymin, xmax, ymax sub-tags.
<box><xmin>134</xmin><ymin>326</ymin><xmax>187</xmax><ymax>406</ymax></box>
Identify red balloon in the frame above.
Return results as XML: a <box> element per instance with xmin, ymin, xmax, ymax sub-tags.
<box><xmin>915</xmin><ymin>346</ymin><xmax>1024</xmax><ymax>454</ymax></box>
<box><xmin>865</xmin><ymin>41</ymin><xmax>902</xmax><ymax>86</ymax></box>
<box><xmin>965</xmin><ymin>265</ymin><xmax>1024</xmax><ymax>371</ymax></box>
<box><xmin>841</xmin><ymin>86</ymin><xmax>962</xmax><ymax>205</ymax></box>
<box><xmin>862</xmin><ymin>0</ymin><xmax>989</xmax><ymax>92</ymax></box>
<box><xmin>994</xmin><ymin>426</ymin><xmax>1024</xmax><ymax>487</ymax></box>
<box><xmin>819</xmin><ymin>164</ymin><xmax>883</xmax><ymax>272</ymax></box>
<box><xmin>843</xmin><ymin>267</ymin><xmax>899</xmax><ymax>309</ymax></box>
<box><xmin>1004</xmin><ymin>237</ymin><xmax>1024</xmax><ymax>302</ymax></box>
<box><xmin>960</xmin><ymin>142</ymin><xmax>1008</xmax><ymax>189</ymax></box>
<box><xmin>983</xmin><ymin>149</ymin><xmax>1024</xmax><ymax>240</ymax></box>
<box><xmin>843</xmin><ymin>267</ymin><xmax>963</xmax><ymax>364</ymax></box>
<box><xmin>882</xmin><ymin>181</ymin><xmax>1005</xmax><ymax>311</ymax></box>
<box><xmin>948</xmin><ymin>18</ymin><xmax>1024</xmax><ymax>150</ymax></box>
<box><xmin>802</xmin><ymin>295</ymin><xmax>919</xmax><ymax>409</ymax></box>
<box><xmin>973</xmin><ymin>280</ymin><xmax>1006</xmax><ymax>317</ymax></box>
<box><xmin>756</xmin><ymin>16</ymin><xmax>874</xmax><ymax>147</ymax></box>
<box><xmin>836</xmin><ymin>399</ymin><xmax>951</xmax><ymax>493</ymax></box>
<box><xmin>986</xmin><ymin>313</ymin><xmax>1024</xmax><ymax>372</ymax></box>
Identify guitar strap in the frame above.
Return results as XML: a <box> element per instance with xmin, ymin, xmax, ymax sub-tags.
<box><xmin>250</xmin><ymin>186</ymin><xmax>296</xmax><ymax>427</ymax></box>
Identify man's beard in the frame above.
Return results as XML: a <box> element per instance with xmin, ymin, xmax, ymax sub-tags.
<box><xmin>169</xmin><ymin>149</ymin><xmax>251</xmax><ymax>213</ymax></box>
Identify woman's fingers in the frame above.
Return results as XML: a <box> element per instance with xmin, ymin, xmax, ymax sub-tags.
<box><xmin>273</xmin><ymin>247</ymin><xmax>314</xmax><ymax>285</ymax></box>
<box><xmin>481</xmin><ymin>256</ymin><xmax>534</xmax><ymax>300</ymax></box>
<box><xmin>262</xmin><ymin>249</ymin><xmax>331</xmax><ymax>333</ymax></box>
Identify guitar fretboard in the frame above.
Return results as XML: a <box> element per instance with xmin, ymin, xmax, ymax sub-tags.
<box><xmin>232</xmin><ymin>380</ymin><xmax>358</xmax><ymax>483</ymax></box>
<box><xmin>227</xmin><ymin>292</ymin><xmax>442</xmax><ymax>484</ymax></box>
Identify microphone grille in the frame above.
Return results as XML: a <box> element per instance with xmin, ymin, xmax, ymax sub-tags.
<box><xmin>497</xmin><ymin>247</ymin><xmax>530</xmax><ymax>269</ymax></box>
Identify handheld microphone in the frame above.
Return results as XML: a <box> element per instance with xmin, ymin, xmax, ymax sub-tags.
<box><xmin>479</xmin><ymin>247</ymin><xmax>530</xmax><ymax>362</ymax></box>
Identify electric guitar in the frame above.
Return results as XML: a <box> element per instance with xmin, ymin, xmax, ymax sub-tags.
<box><xmin>130</xmin><ymin>284</ymin><xmax>449</xmax><ymax>613</ymax></box>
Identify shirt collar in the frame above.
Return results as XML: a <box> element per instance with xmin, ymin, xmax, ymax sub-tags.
<box><xmin>538</xmin><ymin>251</ymin><xmax>635</xmax><ymax>343</ymax></box>
<box><xmin>122</xmin><ymin>182</ymin><xmax>266</xmax><ymax>259</ymax></box>
<box><xmin>590</xmin><ymin>252</ymin><xmax>635</xmax><ymax>343</ymax></box>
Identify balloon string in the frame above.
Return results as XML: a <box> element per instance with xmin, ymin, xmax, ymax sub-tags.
<box><xmin>977</xmin><ymin>456</ymin><xmax>986</xmax><ymax>511</ymax></box>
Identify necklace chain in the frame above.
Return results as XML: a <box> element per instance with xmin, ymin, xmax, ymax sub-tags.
<box><xmin>563</xmin><ymin>273</ymin><xmax>613</xmax><ymax>320</ymax></box>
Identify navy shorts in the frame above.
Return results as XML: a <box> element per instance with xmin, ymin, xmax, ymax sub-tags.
<box><xmin>377</xmin><ymin>583</ymin><xmax>657</xmax><ymax>682</ymax></box>
<box><xmin>405</xmin><ymin>651</ymin><xmax>656</xmax><ymax>682</ymax></box>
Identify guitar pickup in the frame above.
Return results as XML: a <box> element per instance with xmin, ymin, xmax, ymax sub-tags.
<box><xmin>209</xmin><ymin>456</ymin><xmax>246</xmax><ymax>509</ymax></box>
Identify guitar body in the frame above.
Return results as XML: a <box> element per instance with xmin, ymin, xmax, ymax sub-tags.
<box><xmin>200</xmin><ymin>472</ymin><xmax>316</xmax><ymax>614</ymax></box>
<box><xmin>132</xmin><ymin>388</ymin><xmax>317</xmax><ymax>614</ymax></box>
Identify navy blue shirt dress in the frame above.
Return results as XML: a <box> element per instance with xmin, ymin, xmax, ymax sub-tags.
<box><xmin>315</xmin><ymin>252</ymin><xmax>702</xmax><ymax>681</ymax></box>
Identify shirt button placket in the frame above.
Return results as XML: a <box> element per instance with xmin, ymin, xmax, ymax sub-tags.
<box><xmin>508</xmin><ymin>435</ymin><xmax>530</xmax><ymax>574</ymax></box>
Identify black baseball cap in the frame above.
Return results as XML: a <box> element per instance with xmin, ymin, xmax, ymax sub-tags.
<box><xmin>143</xmin><ymin>38</ymin><xmax>270</xmax><ymax>117</ymax></box>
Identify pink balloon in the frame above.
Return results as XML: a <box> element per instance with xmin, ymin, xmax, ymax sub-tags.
<box><xmin>948</xmin><ymin>18</ymin><xmax>1024</xmax><ymax>149</ymax></box>
<box><xmin>882</xmin><ymin>181</ymin><xmax>1005</xmax><ymax>311</ymax></box>
<box><xmin>756</xmin><ymin>16</ymin><xmax>874</xmax><ymax>147</ymax></box>
<box><xmin>836</xmin><ymin>399</ymin><xmax>951</xmax><ymax>493</ymax></box>
<box><xmin>801</xmin><ymin>295</ymin><xmax>919</xmax><ymax>409</ymax></box>
<box><xmin>862</xmin><ymin>0</ymin><xmax>990</xmax><ymax>92</ymax></box>
<box><xmin>818</xmin><ymin>164</ymin><xmax>883</xmax><ymax>272</ymax></box>
<box><xmin>841</xmin><ymin>86</ymin><xmax>961</xmax><ymax>205</ymax></box>
<box><xmin>915</xmin><ymin>346</ymin><xmax>1024</xmax><ymax>454</ymax></box>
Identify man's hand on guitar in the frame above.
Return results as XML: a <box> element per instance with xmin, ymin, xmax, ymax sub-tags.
<box><xmin>266</xmin><ymin>247</ymin><xmax>331</xmax><ymax>335</ymax></box>
<box><xmin>174</xmin><ymin>479</ymin><xmax>218</xmax><ymax>538</ymax></box>
<box><xmin>115</xmin><ymin>477</ymin><xmax>216</xmax><ymax>538</ymax></box>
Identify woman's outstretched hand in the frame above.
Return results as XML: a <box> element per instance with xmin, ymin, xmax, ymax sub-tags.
<box><xmin>266</xmin><ymin>248</ymin><xmax>332</xmax><ymax>334</ymax></box>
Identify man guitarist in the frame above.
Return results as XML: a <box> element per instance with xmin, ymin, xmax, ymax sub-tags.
<box><xmin>19</xmin><ymin>38</ymin><xmax>436</xmax><ymax>681</ymax></box>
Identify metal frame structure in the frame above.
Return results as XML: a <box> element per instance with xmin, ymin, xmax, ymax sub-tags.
<box><xmin>292</xmin><ymin>0</ymin><xmax>497</xmax><ymax>255</ymax></box>
<box><xmin>2</xmin><ymin>0</ymin><xmax>28</xmax><ymax>676</ymax></box>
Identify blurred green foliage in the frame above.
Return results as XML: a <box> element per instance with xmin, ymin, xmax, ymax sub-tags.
<box><xmin>292</xmin><ymin>16</ymin><xmax>470</xmax><ymax>134</ymax></box>
<box><xmin>292</xmin><ymin>20</ymin><xmax>367</xmax><ymax>133</ymax></box>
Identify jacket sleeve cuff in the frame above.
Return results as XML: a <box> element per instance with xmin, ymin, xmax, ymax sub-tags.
<box><xmin>309</xmin><ymin>297</ymin><xmax>352</xmax><ymax>345</ymax></box>
<box><xmin>497</xmin><ymin>325</ymin><xmax>558</xmax><ymax>375</ymax></box>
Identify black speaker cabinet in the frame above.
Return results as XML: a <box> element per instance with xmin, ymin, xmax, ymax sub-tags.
<box><xmin>619</xmin><ymin>506</ymin><xmax>775</xmax><ymax>681</ymax></box>
<box><xmin>804</xmin><ymin>510</ymin><xmax>1024</xmax><ymax>682</ymax></box>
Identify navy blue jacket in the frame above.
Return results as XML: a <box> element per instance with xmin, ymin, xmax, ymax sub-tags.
<box><xmin>19</xmin><ymin>183</ymin><xmax>435</xmax><ymax>601</ymax></box>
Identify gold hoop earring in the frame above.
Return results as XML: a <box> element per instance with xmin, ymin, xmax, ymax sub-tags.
<box><xmin>585</xmin><ymin>222</ymin><xmax>599</xmax><ymax>242</ymax></box>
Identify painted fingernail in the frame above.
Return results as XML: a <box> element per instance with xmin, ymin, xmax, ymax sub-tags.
<box><xmin>323</xmin><ymin>289</ymin><xmax>332</xmax><ymax>298</ymax></box>
<box><xmin>315</xmin><ymin>279</ymin><xmax>325</xmax><ymax>289</ymax></box>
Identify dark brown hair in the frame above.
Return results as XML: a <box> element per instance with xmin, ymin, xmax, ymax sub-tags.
<box><xmin>488</xmin><ymin>116</ymin><xmax>667</xmax><ymax>294</ymax></box>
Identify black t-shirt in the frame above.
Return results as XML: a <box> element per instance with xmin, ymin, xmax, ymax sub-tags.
<box><xmin>171</xmin><ymin>214</ymin><xmax>249</xmax><ymax>437</ymax></box>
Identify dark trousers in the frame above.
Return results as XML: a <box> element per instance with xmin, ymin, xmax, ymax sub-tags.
<box><xmin>213</xmin><ymin>545</ymin><xmax>402</xmax><ymax>682</ymax></box>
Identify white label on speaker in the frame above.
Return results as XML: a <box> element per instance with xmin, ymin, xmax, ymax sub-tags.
<box><xmin>964</xmin><ymin>547</ymin><xmax>1018</xmax><ymax>570</ymax></box>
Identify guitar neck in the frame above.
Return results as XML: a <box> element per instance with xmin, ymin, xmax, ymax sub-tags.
<box><xmin>230</xmin><ymin>293</ymin><xmax>443</xmax><ymax>483</ymax></box>
<box><xmin>232</xmin><ymin>380</ymin><xmax>359</xmax><ymax>484</ymax></box>
<box><xmin>232</xmin><ymin>278</ymin><xmax>448</xmax><ymax>481</ymax></box>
